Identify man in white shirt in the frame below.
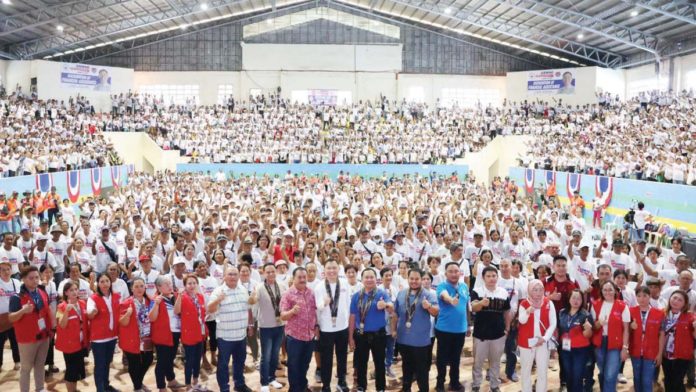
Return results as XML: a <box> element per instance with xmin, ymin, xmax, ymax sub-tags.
<box><xmin>568</xmin><ymin>239</ymin><xmax>597</xmax><ymax>292</ymax></box>
<box><xmin>314</xmin><ymin>259</ymin><xmax>351</xmax><ymax>392</ymax></box>
<box><xmin>352</xmin><ymin>228</ymin><xmax>379</xmax><ymax>263</ymax></box>
<box><xmin>0</xmin><ymin>259</ymin><xmax>21</xmax><ymax>370</ymax></box>
<box><xmin>599</xmin><ymin>239</ymin><xmax>635</xmax><ymax>278</ymax></box>
<box><xmin>0</xmin><ymin>233</ymin><xmax>24</xmax><ymax>277</ymax></box>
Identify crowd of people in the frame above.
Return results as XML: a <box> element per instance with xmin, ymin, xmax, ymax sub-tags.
<box><xmin>0</xmin><ymin>90</ymin><xmax>122</xmax><ymax>177</ymax></box>
<box><xmin>0</xmin><ymin>170</ymin><xmax>693</xmax><ymax>392</ymax></box>
<box><xmin>2</xmin><ymin>87</ymin><xmax>695</xmax><ymax>185</ymax></box>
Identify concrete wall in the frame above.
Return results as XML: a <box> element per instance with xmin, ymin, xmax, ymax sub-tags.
<box><xmin>456</xmin><ymin>135</ymin><xmax>532</xmax><ymax>184</ymax></box>
<box><xmin>105</xmin><ymin>132</ymin><xmax>189</xmax><ymax>173</ymax></box>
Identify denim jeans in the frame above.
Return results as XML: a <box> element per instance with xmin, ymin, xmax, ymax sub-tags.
<box><xmin>259</xmin><ymin>326</ymin><xmax>284</xmax><ymax>386</ymax></box>
<box><xmin>183</xmin><ymin>342</ymin><xmax>203</xmax><ymax>385</ymax></box>
<box><xmin>216</xmin><ymin>338</ymin><xmax>247</xmax><ymax>392</ymax></box>
<box><xmin>154</xmin><ymin>332</ymin><xmax>180</xmax><ymax>389</ymax></box>
<box><xmin>504</xmin><ymin>326</ymin><xmax>518</xmax><ymax>378</ymax></box>
<box><xmin>595</xmin><ymin>337</ymin><xmax>621</xmax><ymax>392</ymax></box>
<box><xmin>385</xmin><ymin>335</ymin><xmax>395</xmax><ymax>368</ymax></box>
<box><xmin>560</xmin><ymin>346</ymin><xmax>590</xmax><ymax>392</ymax></box>
<box><xmin>91</xmin><ymin>339</ymin><xmax>116</xmax><ymax>392</ymax></box>
<box><xmin>286</xmin><ymin>336</ymin><xmax>314</xmax><ymax>392</ymax></box>
<box><xmin>631</xmin><ymin>357</ymin><xmax>656</xmax><ymax>392</ymax></box>
<box><xmin>0</xmin><ymin>221</ymin><xmax>12</xmax><ymax>235</ymax></box>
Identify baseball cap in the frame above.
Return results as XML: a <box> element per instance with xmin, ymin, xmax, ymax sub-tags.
<box><xmin>283</xmin><ymin>230</ymin><xmax>294</xmax><ymax>238</ymax></box>
<box><xmin>216</xmin><ymin>235</ymin><xmax>228</xmax><ymax>242</ymax></box>
<box><xmin>49</xmin><ymin>224</ymin><xmax>62</xmax><ymax>233</ymax></box>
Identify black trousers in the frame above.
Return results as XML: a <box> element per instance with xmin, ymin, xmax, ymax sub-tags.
<box><xmin>400</xmin><ymin>344</ymin><xmax>430</xmax><ymax>392</ymax></box>
<box><xmin>664</xmin><ymin>358</ymin><xmax>690</xmax><ymax>392</ymax></box>
<box><xmin>319</xmin><ymin>328</ymin><xmax>348</xmax><ymax>390</ymax></box>
<box><xmin>354</xmin><ymin>329</ymin><xmax>386</xmax><ymax>391</ymax></box>
<box><xmin>125</xmin><ymin>351</ymin><xmax>154</xmax><ymax>390</ymax></box>
<box><xmin>47</xmin><ymin>208</ymin><xmax>60</xmax><ymax>226</ymax></box>
<box><xmin>0</xmin><ymin>328</ymin><xmax>20</xmax><ymax>365</ymax></box>
<box><xmin>434</xmin><ymin>329</ymin><xmax>465</xmax><ymax>388</ymax></box>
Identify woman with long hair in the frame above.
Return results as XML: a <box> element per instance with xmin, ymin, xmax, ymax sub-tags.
<box><xmin>174</xmin><ymin>275</ymin><xmax>208</xmax><ymax>391</ymax></box>
<box><xmin>557</xmin><ymin>289</ymin><xmax>594</xmax><ymax>392</ymax></box>
<box><xmin>662</xmin><ymin>290</ymin><xmax>696</xmax><ymax>392</ymax></box>
<box><xmin>591</xmin><ymin>280</ymin><xmax>630</xmax><ymax>392</ymax></box>
<box><xmin>87</xmin><ymin>273</ymin><xmax>120</xmax><ymax>392</ymax></box>
<box><xmin>55</xmin><ymin>281</ymin><xmax>89</xmax><ymax>392</ymax></box>
<box><xmin>517</xmin><ymin>279</ymin><xmax>556</xmax><ymax>392</ymax></box>
<box><xmin>118</xmin><ymin>277</ymin><xmax>154</xmax><ymax>392</ymax></box>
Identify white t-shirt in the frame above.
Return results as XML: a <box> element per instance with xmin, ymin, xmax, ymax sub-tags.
<box><xmin>57</xmin><ymin>278</ymin><xmax>92</xmax><ymax>301</ymax></box>
<box><xmin>570</xmin><ymin>256</ymin><xmax>597</xmax><ymax>292</ymax></box>
<box><xmin>0</xmin><ymin>277</ymin><xmax>21</xmax><ymax>313</ymax></box>
<box><xmin>0</xmin><ymin>246</ymin><xmax>24</xmax><ymax>275</ymax></box>
<box><xmin>132</xmin><ymin>269</ymin><xmax>160</xmax><ymax>299</ymax></box>
<box><xmin>602</xmin><ymin>251</ymin><xmax>634</xmax><ymax>274</ymax></box>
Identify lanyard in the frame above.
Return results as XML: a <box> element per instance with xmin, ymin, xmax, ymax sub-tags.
<box><xmin>325</xmin><ymin>279</ymin><xmax>340</xmax><ymax>318</ymax></box>
<box><xmin>640</xmin><ymin>307</ymin><xmax>650</xmax><ymax>333</ymax></box>
<box><xmin>264</xmin><ymin>281</ymin><xmax>281</xmax><ymax>317</ymax></box>
<box><xmin>358</xmin><ymin>289</ymin><xmax>376</xmax><ymax>327</ymax></box>
<box><xmin>406</xmin><ymin>288</ymin><xmax>421</xmax><ymax>324</ymax></box>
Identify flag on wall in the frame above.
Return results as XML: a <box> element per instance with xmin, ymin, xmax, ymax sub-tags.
<box><xmin>91</xmin><ymin>167</ymin><xmax>102</xmax><ymax>196</ymax></box>
<box><xmin>110</xmin><ymin>166</ymin><xmax>122</xmax><ymax>189</ymax></box>
<box><xmin>595</xmin><ymin>176</ymin><xmax>614</xmax><ymax>208</ymax></box>
<box><xmin>566</xmin><ymin>173</ymin><xmax>582</xmax><ymax>199</ymax></box>
<box><xmin>524</xmin><ymin>169</ymin><xmax>535</xmax><ymax>194</ymax></box>
<box><xmin>35</xmin><ymin>173</ymin><xmax>53</xmax><ymax>193</ymax></box>
<box><xmin>67</xmin><ymin>171</ymin><xmax>80</xmax><ymax>203</ymax></box>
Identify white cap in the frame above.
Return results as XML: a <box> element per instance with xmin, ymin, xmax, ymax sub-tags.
<box><xmin>172</xmin><ymin>258</ymin><xmax>185</xmax><ymax>266</ymax></box>
<box><xmin>579</xmin><ymin>238</ymin><xmax>594</xmax><ymax>249</ymax></box>
<box><xmin>283</xmin><ymin>230</ymin><xmax>294</xmax><ymax>238</ymax></box>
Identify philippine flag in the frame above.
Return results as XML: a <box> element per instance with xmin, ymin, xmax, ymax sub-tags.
<box><xmin>524</xmin><ymin>169</ymin><xmax>535</xmax><ymax>194</ymax></box>
<box><xmin>67</xmin><ymin>171</ymin><xmax>80</xmax><ymax>203</ymax></box>
<box><xmin>111</xmin><ymin>166</ymin><xmax>122</xmax><ymax>189</ymax></box>
<box><xmin>566</xmin><ymin>173</ymin><xmax>582</xmax><ymax>199</ymax></box>
<box><xmin>35</xmin><ymin>173</ymin><xmax>53</xmax><ymax>193</ymax></box>
<box><xmin>595</xmin><ymin>176</ymin><xmax>614</xmax><ymax>208</ymax></box>
<box><xmin>91</xmin><ymin>167</ymin><xmax>102</xmax><ymax>196</ymax></box>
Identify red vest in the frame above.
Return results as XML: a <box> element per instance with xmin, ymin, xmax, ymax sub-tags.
<box><xmin>564</xmin><ymin>314</ymin><xmax>592</xmax><ymax>349</ymax></box>
<box><xmin>591</xmin><ymin>299</ymin><xmax>627</xmax><ymax>350</ymax></box>
<box><xmin>118</xmin><ymin>298</ymin><xmax>146</xmax><ymax>354</ymax></box>
<box><xmin>55</xmin><ymin>300</ymin><xmax>89</xmax><ymax>354</ymax></box>
<box><xmin>665</xmin><ymin>312</ymin><xmax>695</xmax><ymax>360</ymax></box>
<box><xmin>180</xmin><ymin>293</ymin><xmax>207</xmax><ymax>346</ymax></box>
<box><xmin>89</xmin><ymin>293</ymin><xmax>120</xmax><ymax>341</ymax></box>
<box><xmin>629</xmin><ymin>306</ymin><xmax>664</xmax><ymax>360</ymax></box>
<box><xmin>517</xmin><ymin>298</ymin><xmax>552</xmax><ymax>349</ymax></box>
<box><xmin>12</xmin><ymin>288</ymin><xmax>52</xmax><ymax>344</ymax></box>
<box><xmin>151</xmin><ymin>298</ymin><xmax>174</xmax><ymax>347</ymax></box>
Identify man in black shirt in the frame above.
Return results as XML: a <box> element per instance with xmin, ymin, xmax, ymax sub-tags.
<box><xmin>470</xmin><ymin>266</ymin><xmax>511</xmax><ymax>392</ymax></box>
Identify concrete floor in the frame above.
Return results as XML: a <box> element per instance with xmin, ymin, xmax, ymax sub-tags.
<box><xmin>1</xmin><ymin>337</ymin><xmax>656</xmax><ymax>392</ymax></box>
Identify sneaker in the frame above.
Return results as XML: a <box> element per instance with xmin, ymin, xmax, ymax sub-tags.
<box><xmin>269</xmin><ymin>380</ymin><xmax>284</xmax><ymax>389</ymax></box>
<box><xmin>233</xmin><ymin>385</ymin><xmax>253</xmax><ymax>392</ymax></box>
<box><xmin>48</xmin><ymin>365</ymin><xmax>60</xmax><ymax>373</ymax></box>
<box><xmin>509</xmin><ymin>372</ymin><xmax>520</xmax><ymax>382</ymax></box>
<box><xmin>260</xmin><ymin>387</ymin><xmax>270</xmax><ymax>392</ymax></box>
<box><xmin>315</xmin><ymin>369</ymin><xmax>322</xmax><ymax>383</ymax></box>
<box><xmin>254</xmin><ymin>361</ymin><xmax>260</xmax><ymax>370</ymax></box>
<box><xmin>142</xmin><ymin>386</ymin><xmax>152</xmax><ymax>392</ymax></box>
<box><xmin>385</xmin><ymin>366</ymin><xmax>396</xmax><ymax>378</ymax></box>
<box><xmin>435</xmin><ymin>385</ymin><xmax>446</xmax><ymax>392</ymax></box>
<box><xmin>194</xmin><ymin>384</ymin><xmax>209</xmax><ymax>392</ymax></box>
<box><xmin>336</xmin><ymin>381</ymin><xmax>349</xmax><ymax>392</ymax></box>
<box><xmin>618</xmin><ymin>374</ymin><xmax>628</xmax><ymax>384</ymax></box>
<box><xmin>448</xmin><ymin>383</ymin><xmax>465</xmax><ymax>392</ymax></box>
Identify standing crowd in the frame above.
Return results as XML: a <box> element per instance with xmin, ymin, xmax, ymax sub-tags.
<box><xmin>0</xmin><ymin>171</ymin><xmax>694</xmax><ymax>392</ymax></box>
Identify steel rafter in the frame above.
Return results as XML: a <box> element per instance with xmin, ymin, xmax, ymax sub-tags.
<box><xmin>9</xmin><ymin>0</ymin><xmax>250</xmax><ymax>59</ymax></box>
<box><xmin>488</xmin><ymin>0</ymin><xmax>660</xmax><ymax>55</ymax></box>
<box><xmin>0</xmin><ymin>0</ymin><xmax>136</xmax><ymax>38</ymax></box>
<box><xmin>624</xmin><ymin>0</ymin><xmax>696</xmax><ymax>26</ymax></box>
<box><xmin>348</xmin><ymin>0</ymin><xmax>625</xmax><ymax>67</ymax></box>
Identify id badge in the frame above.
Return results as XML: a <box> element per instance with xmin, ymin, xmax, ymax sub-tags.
<box><xmin>561</xmin><ymin>333</ymin><xmax>571</xmax><ymax>351</ymax></box>
<box><xmin>37</xmin><ymin>317</ymin><xmax>46</xmax><ymax>331</ymax></box>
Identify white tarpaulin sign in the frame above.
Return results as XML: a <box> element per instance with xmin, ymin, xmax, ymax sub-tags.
<box><xmin>527</xmin><ymin>69</ymin><xmax>576</xmax><ymax>95</ymax></box>
<box><xmin>60</xmin><ymin>63</ymin><xmax>112</xmax><ymax>92</ymax></box>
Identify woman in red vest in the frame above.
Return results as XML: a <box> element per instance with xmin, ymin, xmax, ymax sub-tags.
<box><xmin>87</xmin><ymin>273</ymin><xmax>120</xmax><ymax>392</ymax></box>
<box><xmin>629</xmin><ymin>286</ymin><xmax>665</xmax><ymax>392</ymax></box>
<box><xmin>8</xmin><ymin>265</ymin><xmax>53</xmax><ymax>392</ymax></box>
<box><xmin>557</xmin><ymin>289</ymin><xmax>594</xmax><ymax>392</ymax></box>
<box><xmin>149</xmin><ymin>275</ymin><xmax>184</xmax><ymax>391</ymax></box>
<box><xmin>174</xmin><ymin>275</ymin><xmax>207</xmax><ymax>391</ymax></box>
<box><xmin>591</xmin><ymin>280</ymin><xmax>630</xmax><ymax>392</ymax></box>
<box><xmin>517</xmin><ymin>279</ymin><xmax>556</xmax><ymax>392</ymax></box>
<box><xmin>55</xmin><ymin>281</ymin><xmax>89</xmax><ymax>392</ymax></box>
<box><xmin>662</xmin><ymin>290</ymin><xmax>696</xmax><ymax>392</ymax></box>
<box><xmin>118</xmin><ymin>277</ymin><xmax>154</xmax><ymax>392</ymax></box>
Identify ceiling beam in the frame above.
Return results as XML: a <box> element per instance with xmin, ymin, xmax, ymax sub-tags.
<box><xmin>488</xmin><ymin>0</ymin><xmax>660</xmax><ymax>55</ymax></box>
<box><xmin>0</xmin><ymin>0</ymin><xmax>135</xmax><ymax>38</ymax></box>
<box><xmin>342</xmin><ymin>0</ymin><xmax>624</xmax><ymax>67</ymax></box>
<box><xmin>623</xmin><ymin>0</ymin><xmax>696</xmax><ymax>26</ymax></box>
<box><xmin>9</xmin><ymin>0</ymin><xmax>253</xmax><ymax>59</ymax></box>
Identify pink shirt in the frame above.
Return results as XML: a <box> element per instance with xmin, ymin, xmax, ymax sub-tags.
<box><xmin>280</xmin><ymin>286</ymin><xmax>317</xmax><ymax>341</ymax></box>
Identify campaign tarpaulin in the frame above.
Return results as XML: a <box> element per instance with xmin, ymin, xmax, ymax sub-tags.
<box><xmin>60</xmin><ymin>63</ymin><xmax>112</xmax><ymax>92</ymax></box>
<box><xmin>527</xmin><ymin>69</ymin><xmax>575</xmax><ymax>95</ymax></box>
<box><xmin>308</xmin><ymin>90</ymin><xmax>338</xmax><ymax>106</ymax></box>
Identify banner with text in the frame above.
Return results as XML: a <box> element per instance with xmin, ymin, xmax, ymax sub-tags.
<box><xmin>60</xmin><ymin>63</ymin><xmax>113</xmax><ymax>92</ymax></box>
<box><xmin>527</xmin><ymin>69</ymin><xmax>576</xmax><ymax>95</ymax></box>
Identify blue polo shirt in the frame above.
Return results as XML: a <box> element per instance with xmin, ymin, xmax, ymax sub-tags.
<box><xmin>349</xmin><ymin>288</ymin><xmax>391</xmax><ymax>332</ymax></box>
<box><xmin>394</xmin><ymin>288</ymin><xmax>437</xmax><ymax>347</ymax></box>
<box><xmin>435</xmin><ymin>281</ymin><xmax>469</xmax><ymax>333</ymax></box>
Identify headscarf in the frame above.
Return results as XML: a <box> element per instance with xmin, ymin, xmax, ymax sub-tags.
<box><xmin>527</xmin><ymin>279</ymin><xmax>545</xmax><ymax>309</ymax></box>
